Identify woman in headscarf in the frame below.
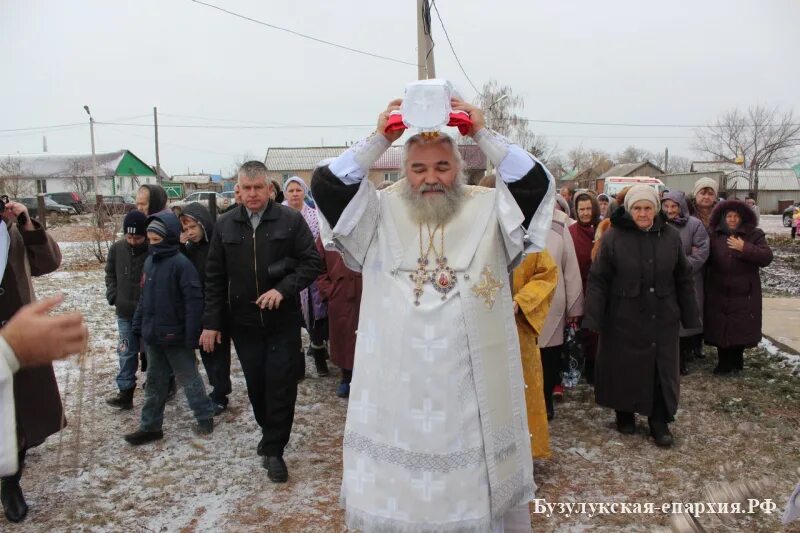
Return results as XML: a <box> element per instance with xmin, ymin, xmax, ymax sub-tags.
<box><xmin>704</xmin><ymin>200</ymin><xmax>773</xmax><ymax>375</ymax></box>
<box><xmin>584</xmin><ymin>185</ymin><xmax>699</xmax><ymax>448</ymax></box>
<box><xmin>283</xmin><ymin>176</ymin><xmax>329</xmax><ymax>377</ymax></box>
<box><xmin>539</xmin><ymin>198</ymin><xmax>584</xmax><ymax>418</ymax></box>
<box><xmin>661</xmin><ymin>190</ymin><xmax>709</xmax><ymax>375</ymax></box>
<box><xmin>597</xmin><ymin>193</ymin><xmax>612</xmax><ymax>220</ymax></box>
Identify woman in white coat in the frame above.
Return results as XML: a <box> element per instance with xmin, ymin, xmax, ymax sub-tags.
<box><xmin>539</xmin><ymin>205</ymin><xmax>584</xmax><ymax>419</ymax></box>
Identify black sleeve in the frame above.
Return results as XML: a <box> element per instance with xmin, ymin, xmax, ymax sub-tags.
<box><xmin>273</xmin><ymin>214</ymin><xmax>324</xmax><ymax>299</ymax></box>
<box><xmin>310</xmin><ymin>165</ymin><xmax>362</xmax><ymax>228</ymax></box>
<box><xmin>674</xmin><ymin>238</ymin><xmax>701</xmax><ymax>329</ymax></box>
<box><xmin>506</xmin><ymin>163</ymin><xmax>551</xmax><ymax>228</ymax></box>
<box><xmin>202</xmin><ymin>222</ymin><xmax>227</xmax><ymax>331</ymax></box>
<box><xmin>105</xmin><ymin>242</ymin><xmax>117</xmax><ymax>306</ymax></box>
<box><xmin>582</xmin><ymin>231</ymin><xmax>614</xmax><ymax>333</ymax></box>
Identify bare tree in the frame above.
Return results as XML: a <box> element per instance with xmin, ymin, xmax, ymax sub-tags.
<box><xmin>615</xmin><ymin>146</ymin><xmax>651</xmax><ymax>165</ymax></box>
<box><xmin>474</xmin><ymin>80</ymin><xmax>556</xmax><ymax>166</ymax></box>
<box><xmin>615</xmin><ymin>145</ymin><xmax>691</xmax><ymax>173</ymax></box>
<box><xmin>693</xmin><ymin>105</ymin><xmax>800</xmax><ymax>200</ymax></box>
<box><xmin>229</xmin><ymin>151</ymin><xmax>257</xmax><ymax>179</ymax></box>
<box><xmin>0</xmin><ymin>157</ymin><xmax>34</xmax><ymax>198</ymax></box>
<box><xmin>67</xmin><ymin>160</ymin><xmax>94</xmax><ymax>197</ymax></box>
<box><xmin>566</xmin><ymin>146</ymin><xmax>613</xmax><ymax>174</ymax></box>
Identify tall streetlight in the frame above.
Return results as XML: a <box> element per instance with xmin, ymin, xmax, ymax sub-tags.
<box><xmin>83</xmin><ymin>105</ymin><xmax>101</xmax><ymax>206</ymax></box>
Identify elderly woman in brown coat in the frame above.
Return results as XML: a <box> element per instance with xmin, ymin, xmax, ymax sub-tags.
<box><xmin>315</xmin><ymin>237</ymin><xmax>362</xmax><ymax>398</ymax></box>
<box><xmin>0</xmin><ymin>200</ymin><xmax>63</xmax><ymax>523</ymax></box>
<box><xmin>584</xmin><ymin>185</ymin><xmax>699</xmax><ymax>448</ymax></box>
<box><xmin>704</xmin><ymin>200</ymin><xmax>773</xmax><ymax>375</ymax></box>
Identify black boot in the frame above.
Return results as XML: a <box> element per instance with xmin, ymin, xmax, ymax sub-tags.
<box><xmin>194</xmin><ymin>419</ymin><xmax>214</xmax><ymax>436</ymax></box>
<box><xmin>615</xmin><ymin>411</ymin><xmax>635</xmax><ymax>434</ymax></box>
<box><xmin>1</xmin><ymin>474</ymin><xmax>27</xmax><ymax>523</ymax></box>
<box><xmin>105</xmin><ymin>388</ymin><xmax>135</xmax><ymax>409</ymax></box>
<box><xmin>679</xmin><ymin>351</ymin><xmax>689</xmax><ymax>376</ymax></box>
<box><xmin>263</xmin><ymin>456</ymin><xmax>288</xmax><ymax>483</ymax></box>
<box><xmin>713</xmin><ymin>349</ymin><xmax>734</xmax><ymax>375</ymax></box>
<box><xmin>648</xmin><ymin>419</ymin><xmax>674</xmax><ymax>447</ymax></box>
<box><xmin>311</xmin><ymin>346</ymin><xmax>329</xmax><ymax>377</ymax></box>
<box><xmin>124</xmin><ymin>429</ymin><xmax>164</xmax><ymax>446</ymax></box>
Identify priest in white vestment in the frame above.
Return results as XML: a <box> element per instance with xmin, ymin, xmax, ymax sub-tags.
<box><xmin>311</xmin><ymin>97</ymin><xmax>555</xmax><ymax>532</ymax></box>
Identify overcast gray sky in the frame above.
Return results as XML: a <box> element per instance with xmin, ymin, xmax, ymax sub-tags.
<box><xmin>1</xmin><ymin>0</ymin><xmax>798</xmax><ymax>175</ymax></box>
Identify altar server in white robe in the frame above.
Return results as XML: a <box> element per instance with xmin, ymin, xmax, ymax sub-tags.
<box><xmin>311</xmin><ymin>93</ymin><xmax>555</xmax><ymax>532</ymax></box>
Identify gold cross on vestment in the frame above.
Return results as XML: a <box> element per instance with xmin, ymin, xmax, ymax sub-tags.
<box><xmin>409</xmin><ymin>257</ymin><xmax>430</xmax><ymax>306</ymax></box>
<box><xmin>471</xmin><ymin>266</ymin><xmax>504</xmax><ymax>309</ymax></box>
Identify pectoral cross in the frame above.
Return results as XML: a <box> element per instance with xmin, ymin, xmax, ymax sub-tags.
<box><xmin>409</xmin><ymin>257</ymin><xmax>430</xmax><ymax>306</ymax></box>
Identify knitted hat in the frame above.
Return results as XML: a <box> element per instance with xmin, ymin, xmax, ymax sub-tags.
<box><xmin>624</xmin><ymin>184</ymin><xmax>660</xmax><ymax>212</ymax></box>
<box><xmin>692</xmin><ymin>177</ymin><xmax>719</xmax><ymax>198</ymax></box>
<box><xmin>123</xmin><ymin>210</ymin><xmax>147</xmax><ymax>236</ymax></box>
<box><xmin>146</xmin><ymin>218</ymin><xmax>168</xmax><ymax>239</ymax></box>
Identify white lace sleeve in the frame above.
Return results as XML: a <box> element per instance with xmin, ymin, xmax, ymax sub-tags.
<box><xmin>327</xmin><ymin>134</ymin><xmax>390</xmax><ymax>185</ymax></box>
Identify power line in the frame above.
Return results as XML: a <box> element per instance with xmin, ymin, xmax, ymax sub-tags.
<box><xmin>101</xmin><ymin>124</ymin><xmax>242</xmax><ymax>157</ymax></box>
<box><xmin>97</xmin><ymin>121</ymin><xmax>374</xmax><ymax>130</ymax></box>
<box><xmin>524</xmin><ymin>117</ymin><xmax>800</xmax><ymax>128</ymax></box>
<box><xmin>190</xmin><ymin>0</ymin><xmax>417</xmax><ymax>67</ymax></box>
<box><xmin>0</xmin><ymin>122</ymin><xmax>84</xmax><ymax>133</ymax></box>
<box><xmin>431</xmin><ymin>0</ymin><xmax>481</xmax><ymax>96</ymax></box>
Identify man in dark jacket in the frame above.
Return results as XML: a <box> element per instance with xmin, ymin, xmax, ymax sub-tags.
<box><xmin>180</xmin><ymin>202</ymin><xmax>232</xmax><ymax>414</ymax></box>
<box><xmin>124</xmin><ymin>212</ymin><xmax>214</xmax><ymax>445</ymax></box>
<box><xmin>105</xmin><ymin>210</ymin><xmax>149</xmax><ymax>409</ymax></box>
<box><xmin>200</xmin><ymin>160</ymin><xmax>322</xmax><ymax>483</ymax></box>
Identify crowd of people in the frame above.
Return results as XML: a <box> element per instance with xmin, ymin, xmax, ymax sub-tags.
<box><xmin>0</xmin><ymin>94</ymin><xmax>782</xmax><ymax>530</ymax></box>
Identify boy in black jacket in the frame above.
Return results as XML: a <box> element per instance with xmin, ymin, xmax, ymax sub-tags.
<box><xmin>125</xmin><ymin>211</ymin><xmax>215</xmax><ymax>445</ymax></box>
<box><xmin>105</xmin><ymin>210</ymin><xmax>148</xmax><ymax>409</ymax></box>
<box><xmin>180</xmin><ymin>202</ymin><xmax>232</xmax><ymax>414</ymax></box>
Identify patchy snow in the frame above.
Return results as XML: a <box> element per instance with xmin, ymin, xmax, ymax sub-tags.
<box><xmin>13</xmin><ymin>241</ymin><xmax>800</xmax><ymax>531</ymax></box>
<box><xmin>761</xmin><ymin>240</ymin><xmax>800</xmax><ymax>297</ymax></box>
<box><xmin>759</xmin><ymin>338</ymin><xmax>800</xmax><ymax>376</ymax></box>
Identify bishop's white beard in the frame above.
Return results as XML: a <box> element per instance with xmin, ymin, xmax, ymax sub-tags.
<box><xmin>400</xmin><ymin>179</ymin><xmax>466</xmax><ymax>226</ymax></box>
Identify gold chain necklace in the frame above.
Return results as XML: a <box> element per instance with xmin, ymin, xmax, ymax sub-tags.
<box><xmin>409</xmin><ymin>224</ymin><xmax>457</xmax><ymax>305</ymax></box>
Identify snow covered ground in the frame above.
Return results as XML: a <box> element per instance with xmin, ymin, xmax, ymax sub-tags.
<box><xmin>13</xmin><ymin>240</ymin><xmax>800</xmax><ymax>531</ymax></box>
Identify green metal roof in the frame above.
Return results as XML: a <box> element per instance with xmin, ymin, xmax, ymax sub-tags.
<box><xmin>559</xmin><ymin>168</ymin><xmax>578</xmax><ymax>182</ymax></box>
<box><xmin>115</xmin><ymin>151</ymin><xmax>155</xmax><ymax>177</ymax></box>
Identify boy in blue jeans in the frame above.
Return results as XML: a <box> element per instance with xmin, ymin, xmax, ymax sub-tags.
<box><xmin>105</xmin><ymin>210</ymin><xmax>148</xmax><ymax>409</ymax></box>
<box><xmin>125</xmin><ymin>211</ymin><xmax>214</xmax><ymax>445</ymax></box>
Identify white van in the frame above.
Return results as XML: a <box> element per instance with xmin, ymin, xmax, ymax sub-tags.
<box><xmin>603</xmin><ymin>176</ymin><xmax>666</xmax><ymax>198</ymax></box>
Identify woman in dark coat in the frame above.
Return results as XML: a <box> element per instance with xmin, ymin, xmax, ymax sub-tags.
<box><xmin>704</xmin><ymin>199</ymin><xmax>773</xmax><ymax>374</ymax></box>
<box><xmin>0</xmin><ymin>201</ymin><xmax>63</xmax><ymax>523</ymax></box>
<box><xmin>583</xmin><ymin>185</ymin><xmax>699</xmax><ymax>448</ymax></box>
<box><xmin>315</xmin><ymin>237</ymin><xmax>362</xmax><ymax>398</ymax></box>
<box><xmin>661</xmin><ymin>190</ymin><xmax>709</xmax><ymax>374</ymax></box>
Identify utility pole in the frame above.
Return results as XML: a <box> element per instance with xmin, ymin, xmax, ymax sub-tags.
<box><xmin>416</xmin><ymin>0</ymin><xmax>436</xmax><ymax>80</ymax></box>
<box><xmin>664</xmin><ymin>147</ymin><xmax>669</xmax><ymax>174</ymax></box>
<box><xmin>83</xmin><ymin>105</ymin><xmax>101</xmax><ymax>207</ymax></box>
<box><xmin>154</xmin><ymin>106</ymin><xmax>162</xmax><ymax>184</ymax></box>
